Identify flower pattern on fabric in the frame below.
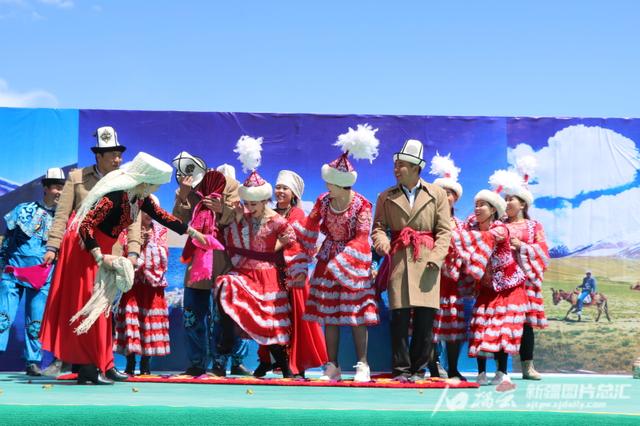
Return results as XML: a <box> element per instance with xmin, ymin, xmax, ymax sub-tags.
<box><xmin>26</xmin><ymin>320</ymin><xmax>41</xmax><ymax>340</ymax></box>
<box><xmin>183</xmin><ymin>308</ymin><xmax>196</xmax><ymax>328</ymax></box>
<box><xmin>78</xmin><ymin>191</ymin><xmax>188</xmax><ymax>252</ymax></box>
<box><xmin>0</xmin><ymin>312</ymin><xmax>10</xmax><ymax>333</ymax></box>
<box><xmin>4</xmin><ymin>202</ymin><xmax>53</xmax><ymax>240</ymax></box>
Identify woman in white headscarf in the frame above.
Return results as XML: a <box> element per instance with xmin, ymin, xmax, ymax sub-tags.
<box><xmin>253</xmin><ymin>170</ymin><xmax>328</xmax><ymax>379</ymax></box>
<box><xmin>41</xmin><ymin>152</ymin><xmax>205</xmax><ymax>385</ymax></box>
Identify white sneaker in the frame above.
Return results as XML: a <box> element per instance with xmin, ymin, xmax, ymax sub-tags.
<box><xmin>490</xmin><ymin>371</ymin><xmax>511</xmax><ymax>386</ymax></box>
<box><xmin>353</xmin><ymin>362</ymin><xmax>371</xmax><ymax>382</ymax></box>
<box><xmin>476</xmin><ymin>372</ymin><xmax>489</xmax><ymax>386</ymax></box>
<box><xmin>319</xmin><ymin>362</ymin><xmax>342</xmax><ymax>381</ymax></box>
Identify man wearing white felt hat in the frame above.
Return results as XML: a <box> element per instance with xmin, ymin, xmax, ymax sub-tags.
<box><xmin>41</xmin><ymin>126</ymin><xmax>142</xmax><ymax>377</ymax></box>
<box><xmin>0</xmin><ymin>167</ymin><xmax>66</xmax><ymax>376</ymax></box>
<box><xmin>372</xmin><ymin>138</ymin><xmax>452</xmax><ymax>382</ymax></box>
<box><xmin>171</xmin><ymin>152</ymin><xmax>250</xmax><ymax>377</ymax></box>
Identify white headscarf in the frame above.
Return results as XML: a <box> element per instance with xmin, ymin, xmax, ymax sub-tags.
<box><xmin>276</xmin><ymin>170</ymin><xmax>305</xmax><ymax>201</ymax></box>
<box><xmin>71</xmin><ymin>152</ymin><xmax>173</xmax><ymax>229</ymax></box>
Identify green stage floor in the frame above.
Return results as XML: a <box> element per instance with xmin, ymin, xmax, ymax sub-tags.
<box><xmin>0</xmin><ymin>373</ymin><xmax>638</xmax><ymax>424</ymax></box>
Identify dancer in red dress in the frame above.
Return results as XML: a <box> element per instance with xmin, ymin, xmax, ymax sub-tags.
<box><xmin>254</xmin><ymin>170</ymin><xmax>328</xmax><ymax>378</ymax></box>
<box><xmin>503</xmin><ymin>155</ymin><xmax>549</xmax><ymax>380</ymax></box>
<box><xmin>114</xmin><ymin>194</ymin><xmax>173</xmax><ymax>376</ymax></box>
<box><xmin>429</xmin><ymin>153</ymin><xmax>470</xmax><ymax>380</ymax></box>
<box><xmin>455</xmin><ymin>172</ymin><xmax>528</xmax><ymax>386</ymax></box>
<box><xmin>300</xmin><ymin>124</ymin><xmax>380</xmax><ymax>382</ymax></box>
<box><xmin>215</xmin><ymin>136</ymin><xmax>307</xmax><ymax>378</ymax></box>
<box><xmin>40</xmin><ymin>153</ymin><xmax>205</xmax><ymax>385</ymax></box>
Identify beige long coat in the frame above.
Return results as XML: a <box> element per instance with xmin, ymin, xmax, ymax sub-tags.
<box><xmin>371</xmin><ymin>179</ymin><xmax>451</xmax><ymax>310</ymax></box>
<box><xmin>47</xmin><ymin>166</ymin><xmax>142</xmax><ymax>254</ymax></box>
<box><xmin>172</xmin><ymin>176</ymin><xmax>240</xmax><ymax>290</ymax></box>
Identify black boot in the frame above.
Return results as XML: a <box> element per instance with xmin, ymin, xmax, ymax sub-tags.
<box><xmin>105</xmin><ymin>367</ymin><xmax>129</xmax><ymax>381</ymax></box>
<box><xmin>26</xmin><ymin>363</ymin><xmax>42</xmax><ymax>376</ymax></box>
<box><xmin>140</xmin><ymin>356</ymin><xmax>151</xmax><ymax>375</ymax></box>
<box><xmin>125</xmin><ymin>355</ymin><xmax>136</xmax><ymax>376</ymax></box>
<box><xmin>217</xmin><ymin>309</ymin><xmax>236</xmax><ymax>355</ymax></box>
<box><xmin>77</xmin><ymin>365</ymin><xmax>114</xmax><ymax>385</ymax></box>
<box><xmin>253</xmin><ymin>362</ymin><xmax>273</xmax><ymax>378</ymax></box>
<box><xmin>269</xmin><ymin>345</ymin><xmax>293</xmax><ymax>379</ymax></box>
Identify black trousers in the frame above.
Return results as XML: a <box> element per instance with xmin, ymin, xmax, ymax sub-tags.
<box><xmin>390</xmin><ymin>307</ymin><xmax>437</xmax><ymax>377</ymax></box>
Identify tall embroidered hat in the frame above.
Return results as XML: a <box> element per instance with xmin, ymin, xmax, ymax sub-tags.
<box><xmin>91</xmin><ymin>126</ymin><xmax>126</xmax><ymax>153</ymax></box>
<box><xmin>41</xmin><ymin>167</ymin><xmax>66</xmax><ymax>186</ymax></box>
<box><xmin>321</xmin><ymin>123</ymin><xmax>380</xmax><ymax>187</ymax></box>
<box><xmin>172</xmin><ymin>151</ymin><xmax>207</xmax><ymax>188</ymax></box>
<box><xmin>394</xmin><ymin>139</ymin><xmax>426</xmax><ymax>169</ymax></box>
<box><xmin>429</xmin><ymin>152</ymin><xmax>462</xmax><ymax>198</ymax></box>
<box><xmin>235</xmin><ymin>135</ymin><xmax>272</xmax><ymax>201</ymax></box>
<box><xmin>504</xmin><ymin>154</ymin><xmax>536</xmax><ymax>206</ymax></box>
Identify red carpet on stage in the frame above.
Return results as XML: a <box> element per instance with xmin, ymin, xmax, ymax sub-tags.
<box><xmin>56</xmin><ymin>373</ymin><xmax>479</xmax><ymax>389</ymax></box>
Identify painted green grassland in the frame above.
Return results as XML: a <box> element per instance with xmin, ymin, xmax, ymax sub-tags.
<box><xmin>529</xmin><ymin>256</ymin><xmax>640</xmax><ymax>374</ymax></box>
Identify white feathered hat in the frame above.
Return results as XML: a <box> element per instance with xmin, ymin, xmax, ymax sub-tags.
<box><xmin>474</xmin><ymin>169</ymin><xmax>521</xmax><ymax>219</ymax></box>
<box><xmin>72</xmin><ymin>152</ymin><xmax>173</xmax><ymax>228</ymax></box>
<box><xmin>504</xmin><ymin>155</ymin><xmax>536</xmax><ymax>206</ymax></box>
<box><xmin>430</xmin><ymin>152</ymin><xmax>462</xmax><ymax>198</ymax></box>
<box><xmin>321</xmin><ymin>123</ymin><xmax>380</xmax><ymax>187</ymax></box>
<box><xmin>235</xmin><ymin>135</ymin><xmax>272</xmax><ymax>202</ymax></box>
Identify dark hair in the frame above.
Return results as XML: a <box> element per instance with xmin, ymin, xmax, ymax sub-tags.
<box><xmin>515</xmin><ymin>196</ymin><xmax>530</xmax><ymax>220</ymax></box>
<box><xmin>341</xmin><ymin>186</ymin><xmax>352</xmax><ymax>190</ymax></box>
<box><xmin>291</xmin><ymin>195</ymin><xmax>299</xmax><ymax>207</ymax></box>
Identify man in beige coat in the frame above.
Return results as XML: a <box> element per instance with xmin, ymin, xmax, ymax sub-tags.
<box><xmin>371</xmin><ymin>139</ymin><xmax>451</xmax><ymax>381</ymax></box>
<box><xmin>171</xmin><ymin>154</ymin><xmax>246</xmax><ymax>377</ymax></box>
<box><xmin>42</xmin><ymin>126</ymin><xmax>140</xmax><ymax>379</ymax></box>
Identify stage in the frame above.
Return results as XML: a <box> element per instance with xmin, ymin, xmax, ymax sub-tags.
<box><xmin>0</xmin><ymin>372</ymin><xmax>638</xmax><ymax>425</ymax></box>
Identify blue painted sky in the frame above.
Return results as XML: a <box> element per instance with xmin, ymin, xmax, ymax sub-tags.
<box><xmin>1</xmin><ymin>1</ymin><xmax>640</xmax><ymax>117</ymax></box>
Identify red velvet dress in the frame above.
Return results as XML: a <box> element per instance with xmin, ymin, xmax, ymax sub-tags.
<box><xmin>462</xmin><ymin>218</ymin><xmax>528</xmax><ymax>358</ymax></box>
<box><xmin>300</xmin><ymin>192</ymin><xmax>379</xmax><ymax>326</ymax></box>
<box><xmin>257</xmin><ymin>207</ymin><xmax>328</xmax><ymax>374</ymax></box>
<box><xmin>433</xmin><ymin>216</ymin><xmax>471</xmax><ymax>343</ymax></box>
<box><xmin>40</xmin><ymin>191</ymin><xmax>187</xmax><ymax>373</ymax></box>
<box><xmin>505</xmin><ymin>219</ymin><xmax>549</xmax><ymax>328</ymax></box>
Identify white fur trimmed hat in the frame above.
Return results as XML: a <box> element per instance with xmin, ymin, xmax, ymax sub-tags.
<box><xmin>504</xmin><ymin>154</ymin><xmax>537</xmax><ymax>207</ymax></box>
<box><xmin>394</xmin><ymin>139</ymin><xmax>426</xmax><ymax>169</ymax></box>
<box><xmin>322</xmin><ymin>123</ymin><xmax>380</xmax><ymax>187</ymax></box>
<box><xmin>276</xmin><ymin>170</ymin><xmax>304</xmax><ymax>200</ymax></box>
<box><xmin>239</xmin><ymin>171</ymin><xmax>273</xmax><ymax>201</ymax></box>
<box><xmin>475</xmin><ymin>189</ymin><xmax>507</xmax><ymax>218</ymax></box>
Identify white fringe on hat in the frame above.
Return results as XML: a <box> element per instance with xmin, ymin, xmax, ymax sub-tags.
<box><xmin>70</xmin><ymin>256</ymin><xmax>134</xmax><ymax>335</ymax></box>
<box><xmin>71</xmin><ymin>152</ymin><xmax>173</xmax><ymax>229</ymax></box>
<box><xmin>474</xmin><ymin>169</ymin><xmax>520</xmax><ymax>218</ymax></box>
<box><xmin>430</xmin><ymin>152</ymin><xmax>463</xmax><ymax>198</ymax></box>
